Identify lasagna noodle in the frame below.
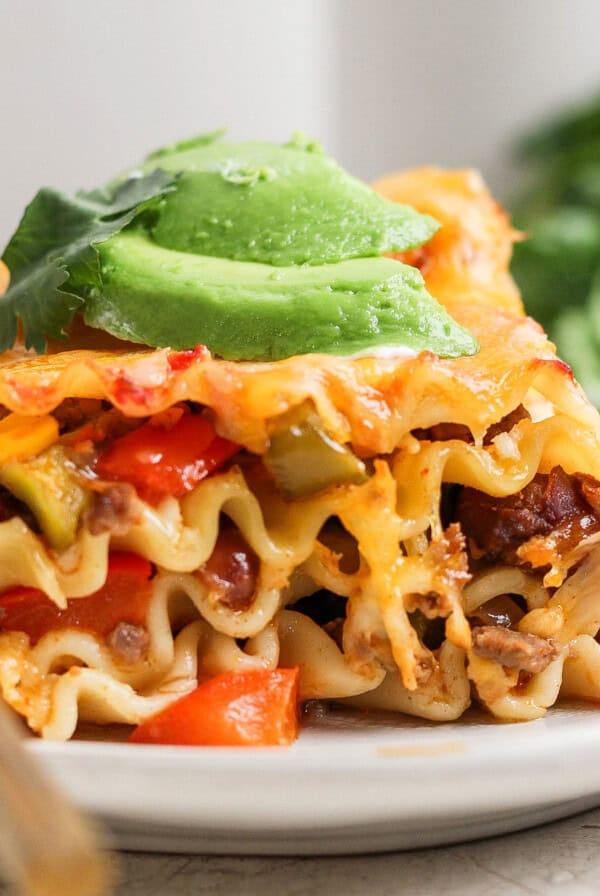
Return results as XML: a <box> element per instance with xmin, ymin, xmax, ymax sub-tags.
<box><xmin>2</xmin><ymin>167</ymin><xmax>600</xmax><ymax>736</ymax></box>
<box><xmin>3</xmin><ymin>422</ymin><xmax>600</xmax><ymax>734</ymax></box>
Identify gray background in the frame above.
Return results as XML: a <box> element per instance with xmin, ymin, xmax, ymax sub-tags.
<box><xmin>2</xmin><ymin>0</ymin><xmax>600</xmax><ymax>247</ymax></box>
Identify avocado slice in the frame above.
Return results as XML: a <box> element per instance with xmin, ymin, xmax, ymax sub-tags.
<box><xmin>1</xmin><ymin>131</ymin><xmax>480</xmax><ymax>361</ymax></box>
<box><xmin>0</xmin><ymin>445</ymin><xmax>89</xmax><ymax>551</ymax></box>
<box><xmin>90</xmin><ymin>232</ymin><xmax>478</xmax><ymax>361</ymax></box>
<box><xmin>136</xmin><ymin>133</ymin><xmax>439</xmax><ymax>266</ymax></box>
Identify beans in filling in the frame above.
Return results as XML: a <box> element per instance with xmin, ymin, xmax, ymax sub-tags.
<box><xmin>455</xmin><ymin>466</ymin><xmax>600</xmax><ymax>567</ymax></box>
<box><xmin>197</xmin><ymin>527</ymin><xmax>260</xmax><ymax>612</ymax></box>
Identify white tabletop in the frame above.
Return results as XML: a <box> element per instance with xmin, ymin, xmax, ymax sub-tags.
<box><xmin>107</xmin><ymin>805</ymin><xmax>600</xmax><ymax>896</ymax></box>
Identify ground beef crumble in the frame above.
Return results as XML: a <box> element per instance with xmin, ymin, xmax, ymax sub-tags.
<box><xmin>471</xmin><ymin>625</ymin><xmax>560</xmax><ymax>674</ymax></box>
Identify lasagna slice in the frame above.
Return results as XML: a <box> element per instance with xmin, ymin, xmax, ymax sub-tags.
<box><xmin>1</xmin><ymin>169</ymin><xmax>600</xmax><ymax>740</ymax></box>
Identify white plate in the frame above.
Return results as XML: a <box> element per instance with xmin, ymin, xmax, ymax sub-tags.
<box><xmin>27</xmin><ymin>703</ymin><xmax>600</xmax><ymax>855</ymax></box>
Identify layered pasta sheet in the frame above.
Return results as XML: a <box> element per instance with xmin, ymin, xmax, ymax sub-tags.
<box><xmin>2</xmin><ymin>169</ymin><xmax>600</xmax><ymax>739</ymax></box>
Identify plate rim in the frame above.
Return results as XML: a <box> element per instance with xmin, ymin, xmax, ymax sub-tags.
<box><xmin>26</xmin><ymin>703</ymin><xmax>600</xmax><ymax>831</ymax></box>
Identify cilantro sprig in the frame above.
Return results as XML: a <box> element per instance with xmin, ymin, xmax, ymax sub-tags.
<box><xmin>0</xmin><ymin>171</ymin><xmax>175</xmax><ymax>352</ymax></box>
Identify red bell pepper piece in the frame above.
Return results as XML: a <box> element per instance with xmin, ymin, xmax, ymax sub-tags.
<box><xmin>129</xmin><ymin>668</ymin><xmax>299</xmax><ymax>747</ymax></box>
<box><xmin>0</xmin><ymin>552</ymin><xmax>153</xmax><ymax>644</ymax></box>
<box><xmin>96</xmin><ymin>411</ymin><xmax>239</xmax><ymax>503</ymax></box>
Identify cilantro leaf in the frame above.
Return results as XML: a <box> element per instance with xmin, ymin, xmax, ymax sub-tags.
<box><xmin>0</xmin><ymin>170</ymin><xmax>175</xmax><ymax>353</ymax></box>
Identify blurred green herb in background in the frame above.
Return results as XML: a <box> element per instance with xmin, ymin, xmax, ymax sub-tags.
<box><xmin>511</xmin><ymin>91</ymin><xmax>600</xmax><ymax>405</ymax></box>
